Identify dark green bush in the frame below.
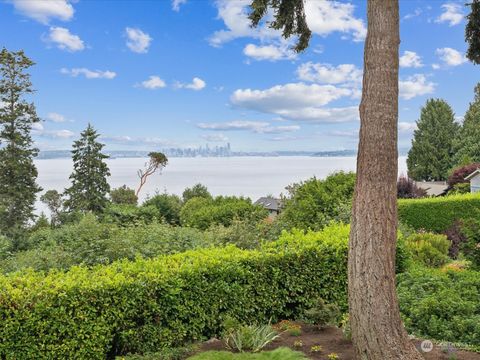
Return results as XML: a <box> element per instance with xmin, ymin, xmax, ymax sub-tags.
<box><xmin>110</xmin><ymin>185</ymin><xmax>138</xmax><ymax>205</ymax></box>
<box><xmin>459</xmin><ymin>218</ymin><xmax>480</xmax><ymax>269</ymax></box>
<box><xmin>398</xmin><ymin>267</ymin><xmax>480</xmax><ymax>346</ymax></box>
<box><xmin>398</xmin><ymin>193</ymin><xmax>480</xmax><ymax>232</ymax></box>
<box><xmin>143</xmin><ymin>193</ymin><xmax>183</xmax><ymax>225</ymax></box>
<box><xmin>0</xmin><ymin>224</ymin><xmax>350</xmax><ymax>359</ymax></box>
<box><xmin>302</xmin><ymin>298</ymin><xmax>341</xmax><ymax>329</ymax></box>
<box><xmin>102</xmin><ymin>204</ymin><xmax>160</xmax><ymax>226</ymax></box>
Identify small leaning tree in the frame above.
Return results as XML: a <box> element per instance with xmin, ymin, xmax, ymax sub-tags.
<box><xmin>0</xmin><ymin>48</ymin><xmax>41</xmax><ymax>243</ymax></box>
<box><xmin>136</xmin><ymin>152</ymin><xmax>168</xmax><ymax>197</ymax></box>
<box><xmin>64</xmin><ymin>124</ymin><xmax>111</xmax><ymax>214</ymax></box>
<box><xmin>248</xmin><ymin>0</ymin><xmax>423</xmax><ymax>358</ymax></box>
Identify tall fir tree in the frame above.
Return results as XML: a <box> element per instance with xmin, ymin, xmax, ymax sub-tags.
<box><xmin>0</xmin><ymin>48</ymin><xmax>41</xmax><ymax>243</ymax></box>
<box><xmin>407</xmin><ymin>99</ymin><xmax>459</xmax><ymax>181</ymax></box>
<box><xmin>64</xmin><ymin>124</ymin><xmax>110</xmax><ymax>213</ymax></box>
<box><xmin>453</xmin><ymin>83</ymin><xmax>480</xmax><ymax>165</ymax></box>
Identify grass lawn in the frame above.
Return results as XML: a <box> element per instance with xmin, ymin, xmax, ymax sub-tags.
<box><xmin>187</xmin><ymin>347</ymin><xmax>307</xmax><ymax>360</ymax></box>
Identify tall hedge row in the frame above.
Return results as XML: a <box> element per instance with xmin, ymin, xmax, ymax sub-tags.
<box><xmin>0</xmin><ymin>225</ymin><xmax>351</xmax><ymax>360</ymax></box>
<box><xmin>398</xmin><ymin>193</ymin><xmax>480</xmax><ymax>232</ymax></box>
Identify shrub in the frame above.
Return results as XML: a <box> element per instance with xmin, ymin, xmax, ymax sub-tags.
<box><xmin>448</xmin><ymin>163</ymin><xmax>480</xmax><ymax>187</ymax></box>
<box><xmin>143</xmin><ymin>193</ymin><xmax>183</xmax><ymax>225</ymax></box>
<box><xmin>188</xmin><ymin>348</ymin><xmax>307</xmax><ymax>360</ymax></box>
<box><xmin>444</xmin><ymin>220</ymin><xmax>468</xmax><ymax>259</ymax></box>
<box><xmin>102</xmin><ymin>204</ymin><xmax>160</xmax><ymax>226</ymax></box>
<box><xmin>111</xmin><ymin>185</ymin><xmax>138</xmax><ymax>205</ymax></box>
<box><xmin>340</xmin><ymin>314</ymin><xmax>351</xmax><ymax>341</ymax></box>
<box><xmin>398</xmin><ymin>193</ymin><xmax>480</xmax><ymax>233</ymax></box>
<box><xmin>397</xmin><ymin>175</ymin><xmax>427</xmax><ymax>199</ymax></box>
<box><xmin>398</xmin><ymin>267</ymin><xmax>480</xmax><ymax>346</ymax></box>
<box><xmin>459</xmin><ymin>218</ymin><xmax>480</xmax><ymax>269</ymax></box>
<box><xmin>279</xmin><ymin>172</ymin><xmax>355</xmax><ymax>231</ymax></box>
<box><xmin>223</xmin><ymin>324</ymin><xmax>279</xmax><ymax>352</ymax></box>
<box><xmin>303</xmin><ymin>298</ymin><xmax>340</xmax><ymax>329</ymax></box>
<box><xmin>405</xmin><ymin>233</ymin><xmax>451</xmax><ymax>267</ymax></box>
<box><xmin>182</xmin><ymin>183</ymin><xmax>212</xmax><ymax>203</ymax></box>
<box><xmin>0</xmin><ymin>224</ymin><xmax>350</xmax><ymax>359</ymax></box>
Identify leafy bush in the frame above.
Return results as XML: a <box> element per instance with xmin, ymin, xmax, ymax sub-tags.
<box><xmin>398</xmin><ymin>193</ymin><xmax>480</xmax><ymax>233</ymax></box>
<box><xmin>111</xmin><ymin>185</ymin><xmax>138</xmax><ymax>205</ymax></box>
<box><xmin>117</xmin><ymin>345</ymin><xmax>196</xmax><ymax>360</ymax></box>
<box><xmin>405</xmin><ymin>233</ymin><xmax>451</xmax><ymax>267</ymax></box>
<box><xmin>444</xmin><ymin>220</ymin><xmax>468</xmax><ymax>259</ymax></box>
<box><xmin>459</xmin><ymin>218</ymin><xmax>480</xmax><ymax>269</ymax></box>
<box><xmin>398</xmin><ymin>267</ymin><xmax>480</xmax><ymax>346</ymax></box>
<box><xmin>188</xmin><ymin>348</ymin><xmax>307</xmax><ymax>360</ymax></box>
<box><xmin>223</xmin><ymin>323</ymin><xmax>279</xmax><ymax>352</ymax></box>
<box><xmin>448</xmin><ymin>163</ymin><xmax>480</xmax><ymax>187</ymax></box>
<box><xmin>182</xmin><ymin>183</ymin><xmax>212</xmax><ymax>203</ymax></box>
<box><xmin>397</xmin><ymin>175</ymin><xmax>427</xmax><ymax>199</ymax></box>
<box><xmin>143</xmin><ymin>193</ymin><xmax>183</xmax><ymax>225</ymax></box>
<box><xmin>279</xmin><ymin>172</ymin><xmax>355</xmax><ymax>231</ymax></box>
<box><xmin>303</xmin><ymin>298</ymin><xmax>340</xmax><ymax>329</ymax></box>
<box><xmin>180</xmin><ymin>196</ymin><xmax>267</xmax><ymax>230</ymax></box>
<box><xmin>102</xmin><ymin>204</ymin><xmax>160</xmax><ymax>226</ymax></box>
<box><xmin>0</xmin><ymin>224</ymin><xmax>350</xmax><ymax>359</ymax></box>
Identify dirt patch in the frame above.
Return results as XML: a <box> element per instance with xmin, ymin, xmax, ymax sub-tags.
<box><xmin>198</xmin><ymin>323</ymin><xmax>480</xmax><ymax>360</ymax></box>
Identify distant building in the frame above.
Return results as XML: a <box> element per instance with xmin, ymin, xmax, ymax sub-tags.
<box><xmin>254</xmin><ymin>197</ymin><xmax>283</xmax><ymax>218</ymax></box>
<box><xmin>414</xmin><ymin>181</ymin><xmax>449</xmax><ymax>197</ymax></box>
<box><xmin>465</xmin><ymin>169</ymin><xmax>480</xmax><ymax>193</ymax></box>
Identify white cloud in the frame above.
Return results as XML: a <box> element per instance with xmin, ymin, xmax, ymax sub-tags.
<box><xmin>327</xmin><ymin>129</ymin><xmax>358</xmax><ymax>138</ymax></box>
<box><xmin>436</xmin><ymin>3</ymin><xmax>464</xmax><ymax>26</ymax></box>
<box><xmin>32</xmin><ymin>122</ymin><xmax>45</xmax><ymax>132</ymax></box>
<box><xmin>61</xmin><ymin>68</ymin><xmax>117</xmax><ymax>79</ymax></box>
<box><xmin>398</xmin><ymin>122</ymin><xmax>417</xmax><ymax>132</ymax></box>
<box><xmin>399</xmin><ymin>51</ymin><xmax>423</xmax><ymax>68</ymax></box>
<box><xmin>197</xmin><ymin>120</ymin><xmax>300</xmax><ymax>134</ymax></box>
<box><xmin>304</xmin><ymin>0</ymin><xmax>366</xmax><ymax>42</ymax></box>
<box><xmin>296</xmin><ymin>62</ymin><xmax>362</xmax><ymax>84</ymax></box>
<box><xmin>172</xmin><ymin>0</ymin><xmax>187</xmax><ymax>11</ymax></box>
<box><xmin>101</xmin><ymin>135</ymin><xmax>177</xmax><ymax>147</ymax></box>
<box><xmin>436</xmin><ymin>47</ymin><xmax>467</xmax><ymax>66</ymax></box>
<box><xmin>432</xmin><ymin>63</ymin><xmax>441</xmax><ymax>70</ymax></box>
<box><xmin>138</xmin><ymin>76</ymin><xmax>166</xmax><ymax>89</ymax></box>
<box><xmin>200</xmin><ymin>133</ymin><xmax>229</xmax><ymax>142</ymax></box>
<box><xmin>125</xmin><ymin>27</ymin><xmax>152</xmax><ymax>53</ymax></box>
<box><xmin>45</xmin><ymin>27</ymin><xmax>84</xmax><ymax>52</ymax></box>
<box><xmin>278</xmin><ymin>106</ymin><xmax>359</xmax><ymax>122</ymax></box>
<box><xmin>46</xmin><ymin>112</ymin><xmax>67</xmax><ymax>123</ymax></box>
<box><xmin>403</xmin><ymin>8</ymin><xmax>422</xmax><ymax>21</ymax></box>
<box><xmin>399</xmin><ymin>74</ymin><xmax>435</xmax><ymax>100</ymax></box>
<box><xmin>11</xmin><ymin>0</ymin><xmax>74</xmax><ymax>24</ymax></box>
<box><xmin>243</xmin><ymin>43</ymin><xmax>295</xmax><ymax>61</ymax></box>
<box><xmin>32</xmin><ymin>123</ymin><xmax>75</xmax><ymax>139</ymax></box>
<box><xmin>175</xmin><ymin>77</ymin><xmax>206</xmax><ymax>91</ymax></box>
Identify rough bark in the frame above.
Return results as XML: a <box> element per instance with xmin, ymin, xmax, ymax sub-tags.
<box><xmin>348</xmin><ymin>1</ymin><xmax>423</xmax><ymax>359</ymax></box>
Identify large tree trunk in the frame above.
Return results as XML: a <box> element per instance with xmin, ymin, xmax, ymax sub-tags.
<box><xmin>348</xmin><ymin>1</ymin><xmax>423</xmax><ymax>359</ymax></box>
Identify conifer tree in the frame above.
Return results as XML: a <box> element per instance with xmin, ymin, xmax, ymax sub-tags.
<box><xmin>453</xmin><ymin>83</ymin><xmax>480</xmax><ymax>165</ymax></box>
<box><xmin>407</xmin><ymin>99</ymin><xmax>459</xmax><ymax>181</ymax></box>
<box><xmin>0</xmin><ymin>48</ymin><xmax>41</xmax><ymax>242</ymax></box>
<box><xmin>64</xmin><ymin>124</ymin><xmax>110</xmax><ymax>213</ymax></box>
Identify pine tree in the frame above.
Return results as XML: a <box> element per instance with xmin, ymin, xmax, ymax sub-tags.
<box><xmin>407</xmin><ymin>99</ymin><xmax>459</xmax><ymax>181</ymax></box>
<box><xmin>453</xmin><ymin>83</ymin><xmax>480</xmax><ymax>165</ymax></box>
<box><xmin>64</xmin><ymin>124</ymin><xmax>111</xmax><ymax>214</ymax></box>
<box><xmin>0</xmin><ymin>48</ymin><xmax>41</xmax><ymax>242</ymax></box>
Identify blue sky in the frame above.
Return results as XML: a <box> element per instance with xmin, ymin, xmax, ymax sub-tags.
<box><xmin>0</xmin><ymin>0</ymin><xmax>476</xmax><ymax>152</ymax></box>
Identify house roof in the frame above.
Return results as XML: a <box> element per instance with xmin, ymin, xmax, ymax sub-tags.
<box><xmin>254</xmin><ymin>197</ymin><xmax>282</xmax><ymax>211</ymax></box>
<box><xmin>414</xmin><ymin>181</ymin><xmax>449</xmax><ymax>197</ymax></box>
<box><xmin>465</xmin><ymin>169</ymin><xmax>480</xmax><ymax>181</ymax></box>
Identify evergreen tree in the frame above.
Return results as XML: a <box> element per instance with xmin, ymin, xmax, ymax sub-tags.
<box><xmin>0</xmin><ymin>48</ymin><xmax>41</xmax><ymax>242</ymax></box>
<box><xmin>64</xmin><ymin>124</ymin><xmax>110</xmax><ymax>213</ymax></box>
<box><xmin>453</xmin><ymin>83</ymin><xmax>480</xmax><ymax>165</ymax></box>
<box><xmin>407</xmin><ymin>99</ymin><xmax>459</xmax><ymax>181</ymax></box>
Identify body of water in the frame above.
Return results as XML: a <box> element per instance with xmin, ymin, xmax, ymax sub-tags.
<box><xmin>35</xmin><ymin>156</ymin><xmax>408</xmax><ymax>213</ymax></box>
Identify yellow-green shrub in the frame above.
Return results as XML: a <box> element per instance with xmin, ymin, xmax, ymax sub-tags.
<box><xmin>0</xmin><ymin>224</ymin><xmax>350</xmax><ymax>359</ymax></box>
<box><xmin>398</xmin><ymin>193</ymin><xmax>480</xmax><ymax>232</ymax></box>
<box><xmin>405</xmin><ymin>233</ymin><xmax>450</xmax><ymax>267</ymax></box>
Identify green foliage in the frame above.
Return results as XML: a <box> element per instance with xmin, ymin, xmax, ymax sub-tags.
<box><xmin>407</xmin><ymin>99</ymin><xmax>459</xmax><ymax>181</ymax></box>
<box><xmin>188</xmin><ymin>348</ymin><xmax>307</xmax><ymax>360</ymax></box>
<box><xmin>40</xmin><ymin>190</ymin><xmax>64</xmax><ymax>227</ymax></box>
<box><xmin>398</xmin><ymin>193</ymin><xmax>480</xmax><ymax>233</ymax></box>
<box><xmin>102</xmin><ymin>204</ymin><xmax>160</xmax><ymax>226</ymax></box>
<box><xmin>340</xmin><ymin>314</ymin><xmax>351</xmax><ymax>341</ymax></box>
<box><xmin>223</xmin><ymin>323</ymin><xmax>279</xmax><ymax>353</ymax></box>
<box><xmin>64</xmin><ymin>124</ymin><xmax>111</xmax><ymax>214</ymax></box>
<box><xmin>466</xmin><ymin>0</ymin><xmax>480</xmax><ymax>64</ymax></box>
<box><xmin>143</xmin><ymin>193</ymin><xmax>183</xmax><ymax>225</ymax></box>
<box><xmin>405</xmin><ymin>233</ymin><xmax>451</xmax><ymax>267</ymax></box>
<box><xmin>398</xmin><ymin>267</ymin><xmax>480</xmax><ymax>346</ymax></box>
<box><xmin>117</xmin><ymin>345</ymin><xmax>197</xmax><ymax>360</ymax></box>
<box><xmin>180</xmin><ymin>196</ymin><xmax>267</xmax><ymax>230</ymax></box>
<box><xmin>279</xmin><ymin>172</ymin><xmax>356</xmax><ymax>231</ymax></box>
<box><xmin>182</xmin><ymin>183</ymin><xmax>212</xmax><ymax>203</ymax></box>
<box><xmin>0</xmin><ymin>224</ymin><xmax>350</xmax><ymax>358</ymax></box>
<box><xmin>302</xmin><ymin>298</ymin><xmax>340</xmax><ymax>329</ymax></box>
<box><xmin>111</xmin><ymin>185</ymin><xmax>138</xmax><ymax>205</ymax></box>
<box><xmin>459</xmin><ymin>219</ymin><xmax>480</xmax><ymax>269</ymax></box>
<box><xmin>0</xmin><ymin>48</ymin><xmax>41</xmax><ymax>242</ymax></box>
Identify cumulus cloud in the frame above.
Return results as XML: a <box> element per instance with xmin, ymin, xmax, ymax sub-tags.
<box><xmin>137</xmin><ymin>76</ymin><xmax>166</xmax><ymax>89</ymax></box>
<box><xmin>436</xmin><ymin>47</ymin><xmax>467</xmax><ymax>66</ymax></box>
<box><xmin>200</xmin><ymin>133</ymin><xmax>229</xmax><ymax>142</ymax></box>
<box><xmin>172</xmin><ymin>0</ymin><xmax>187</xmax><ymax>11</ymax></box>
<box><xmin>32</xmin><ymin>123</ymin><xmax>75</xmax><ymax>139</ymax></box>
<box><xmin>399</xmin><ymin>74</ymin><xmax>435</xmax><ymax>100</ymax></box>
<box><xmin>197</xmin><ymin>120</ymin><xmax>300</xmax><ymax>134</ymax></box>
<box><xmin>45</xmin><ymin>27</ymin><xmax>84</xmax><ymax>52</ymax></box>
<box><xmin>399</xmin><ymin>51</ymin><xmax>423</xmax><ymax>68</ymax></box>
<box><xmin>125</xmin><ymin>27</ymin><xmax>152</xmax><ymax>53</ymax></box>
<box><xmin>46</xmin><ymin>112</ymin><xmax>68</xmax><ymax>123</ymax></box>
<box><xmin>175</xmin><ymin>77</ymin><xmax>206</xmax><ymax>91</ymax></box>
<box><xmin>11</xmin><ymin>0</ymin><xmax>74</xmax><ymax>24</ymax></box>
<box><xmin>243</xmin><ymin>43</ymin><xmax>296</xmax><ymax>61</ymax></box>
<box><xmin>398</xmin><ymin>122</ymin><xmax>417</xmax><ymax>132</ymax></box>
<box><xmin>296</xmin><ymin>62</ymin><xmax>362</xmax><ymax>84</ymax></box>
<box><xmin>436</xmin><ymin>3</ymin><xmax>464</xmax><ymax>26</ymax></box>
<box><xmin>61</xmin><ymin>68</ymin><xmax>117</xmax><ymax>79</ymax></box>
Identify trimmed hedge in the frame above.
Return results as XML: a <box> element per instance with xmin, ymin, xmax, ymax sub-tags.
<box><xmin>398</xmin><ymin>193</ymin><xmax>480</xmax><ymax>233</ymax></box>
<box><xmin>0</xmin><ymin>224</ymin><xmax>351</xmax><ymax>359</ymax></box>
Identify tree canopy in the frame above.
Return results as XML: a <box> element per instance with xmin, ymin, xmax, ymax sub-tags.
<box><xmin>466</xmin><ymin>0</ymin><xmax>480</xmax><ymax>64</ymax></box>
